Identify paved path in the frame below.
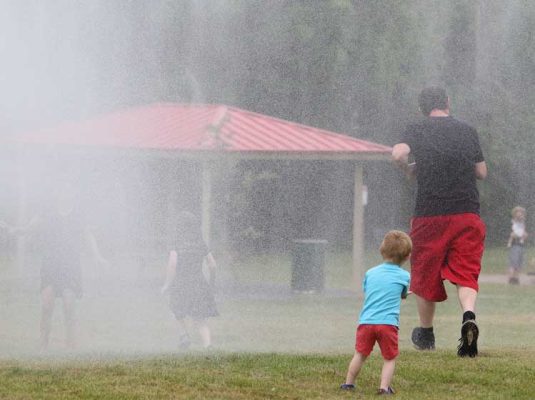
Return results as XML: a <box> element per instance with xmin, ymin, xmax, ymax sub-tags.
<box><xmin>479</xmin><ymin>273</ymin><xmax>535</xmax><ymax>285</ymax></box>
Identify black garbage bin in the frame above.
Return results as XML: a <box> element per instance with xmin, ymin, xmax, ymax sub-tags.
<box><xmin>291</xmin><ymin>239</ymin><xmax>327</xmax><ymax>292</ymax></box>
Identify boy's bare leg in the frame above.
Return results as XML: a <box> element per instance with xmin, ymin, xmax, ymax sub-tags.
<box><xmin>162</xmin><ymin>252</ymin><xmax>177</xmax><ymax>294</ymax></box>
<box><xmin>40</xmin><ymin>286</ymin><xmax>56</xmax><ymax>350</ymax></box>
<box><xmin>175</xmin><ymin>318</ymin><xmax>191</xmax><ymax>349</ymax></box>
<box><xmin>508</xmin><ymin>267</ymin><xmax>519</xmax><ymax>281</ymax></box>
<box><xmin>456</xmin><ymin>286</ymin><xmax>477</xmax><ymax>312</ymax></box>
<box><xmin>195</xmin><ymin>319</ymin><xmax>211</xmax><ymax>348</ymax></box>
<box><xmin>345</xmin><ymin>352</ymin><xmax>367</xmax><ymax>384</ymax></box>
<box><xmin>380</xmin><ymin>358</ymin><xmax>396</xmax><ymax>390</ymax></box>
<box><xmin>176</xmin><ymin>318</ymin><xmax>188</xmax><ymax>337</ymax></box>
<box><xmin>62</xmin><ymin>289</ymin><xmax>77</xmax><ymax>349</ymax></box>
<box><xmin>415</xmin><ymin>295</ymin><xmax>436</xmax><ymax>327</ymax></box>
<box><xmin>161</xmin><ymin>264</ymin><xmax>176</xmax><ymax>294</ymax></box>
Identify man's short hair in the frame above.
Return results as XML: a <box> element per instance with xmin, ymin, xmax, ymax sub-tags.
<box><xmin>418</xmin><ymin>86</ymin><xmax>448</xmax><ymax>116</ymax></box>
<box><xmin>380</xmin><ymin>230</ymin><xmax>412</xmax><ymax>265</ymax></box>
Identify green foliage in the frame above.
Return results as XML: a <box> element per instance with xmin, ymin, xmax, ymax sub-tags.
<box><xmin>5</xmin><ymin>0</ymin><xmax>535</xmax><ymax>246</ymax></box>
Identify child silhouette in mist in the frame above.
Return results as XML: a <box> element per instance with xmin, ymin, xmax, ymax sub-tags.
<box><xmin>161</xmin><ymin>211</ymin><xmax>218</xmax><ymax>349</ymax></box>
<box><xmin>340</xmin><ymin>230</ymin><xmax>411</xmax><ymax>395</ymax></box>
<box><xmin>9</xmin><ymin>182</ymin><xmax>108</xmax><ymax>351</ymax></box>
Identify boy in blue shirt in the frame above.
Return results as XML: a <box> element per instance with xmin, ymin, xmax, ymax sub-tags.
<box><xmin>340</xmin><ymin>230</ymin><xmax>411</xmax><ymax>395</ymax></box>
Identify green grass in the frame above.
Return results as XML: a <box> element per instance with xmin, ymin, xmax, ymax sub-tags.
<box><xmin>226</xmin><ymin>245</ymin><xmax>535</xmax><ymax>288</ymax></box>
<box><xmin>0</xmin><ymin>247</ymin><xmax>534</xmax><ymax>398</ymax></box>
<box><xmin>0</xmin><ymin>350</ymin><xmax>534</xmax><ymax>399</ymax></box>
<box><xmin>482</xmin><ymin>246</ymin><xmax>535</xmax><ymax>274</ymax></box>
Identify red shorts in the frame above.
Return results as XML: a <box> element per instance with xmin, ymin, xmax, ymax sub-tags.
<box><xmin>410</xmin><ymin>213</ymin><xmax>486</xmax><ymax>302</ymax></box>
<box><xmin>355</xmin><ymin>324</ymin><xmax>399</xmax><ymax>360</ymax></box>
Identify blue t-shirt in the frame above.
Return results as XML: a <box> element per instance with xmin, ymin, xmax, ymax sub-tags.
<box><xmin>358</xmin><ymin>262</ymin><xmax>411</xmax><ymax>327</ymax></box>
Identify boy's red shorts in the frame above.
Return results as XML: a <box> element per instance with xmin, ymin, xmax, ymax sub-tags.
<box><xmin>410</xmin><ymin>213</ymin><xmax>486</xmax><ymax>302</ymax></box>
<box><xmin>355</xmin><ymin>324</ymin><xmax>399</xmax><ymax>360</ymax></box>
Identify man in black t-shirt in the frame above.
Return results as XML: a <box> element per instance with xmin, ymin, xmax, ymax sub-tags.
<box><xmin>392</xmin><ymin>87</ymin><xmax>487</xmax><ymax>357</ymax></box>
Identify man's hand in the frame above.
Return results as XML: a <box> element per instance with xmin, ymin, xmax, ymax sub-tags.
<box><xmin>392</xmin><ymin>143</ymin><xmax>416</xmax><ymax>180</ymax></box>
<box><xmin>475</xmin><ymin>161</ymin><xmax>487</xmax><ymax>180</ymax></box>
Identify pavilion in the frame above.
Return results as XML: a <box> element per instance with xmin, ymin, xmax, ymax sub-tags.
<box><xmin>9</xmin><ymin>103</ymin><xmax>392</xmax><ymax>288</ymax></box>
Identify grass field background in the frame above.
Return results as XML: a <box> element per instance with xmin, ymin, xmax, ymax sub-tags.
<box><xmin>1</xmin><ymin>247</ymin><xmax>534</xmax><ymax>398</ymax></box>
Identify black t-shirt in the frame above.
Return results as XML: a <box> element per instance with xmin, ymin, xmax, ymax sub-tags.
<box><xmin>399</xmin><ymin>116</ymin><xmax>484</xmax><ymax>217</ymax></box>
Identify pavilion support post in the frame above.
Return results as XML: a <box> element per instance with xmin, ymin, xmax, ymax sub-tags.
<box><xmin>352</xmin><ymin>163</ymin><xmax>364</xmax><ymax>293</ymax></box>
<box><xmin>15</xmin><ymin>149</ymin><xmax>27</xmax><ymax>274</ymax></box>
<box><xmin>201</xmin><ymin>161</ymin><xmax>212</xmax><ymax>247</ymax></box>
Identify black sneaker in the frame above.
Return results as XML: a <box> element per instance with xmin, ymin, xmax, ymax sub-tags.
<box><xmin>340</xmin><ymin>383</ymin><xmax>355</xmax><ymax>390</ymax></box>
<box><xmin>458</xmin><ymin>319</ymin><xmax>478</xmax><ymax>357</ymax></box>
<box><xmin>411</xmin><ymin>327</ymin><xmax>435</xmax><ymax>350</ymax></box>
<box><xmin>377</xmin><ymin>386</ymin><xmax>395</xmax><ymax>395</ymax></box>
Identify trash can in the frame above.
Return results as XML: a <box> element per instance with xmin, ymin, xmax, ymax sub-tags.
<box><xmin>291</xmin><ymin>239</ymin><xmax>327</xmax><ymax>292</ymax></box>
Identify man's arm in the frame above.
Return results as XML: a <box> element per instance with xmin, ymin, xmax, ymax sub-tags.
<box><xmin>475</xmin><ymin>161</ymin><xmax>487</xmax><ymax>180</ymax></box>
<box><xmin>392</xmin><ymin>143</ymin><xmax>416</xmax><ymax>180</ymax></box>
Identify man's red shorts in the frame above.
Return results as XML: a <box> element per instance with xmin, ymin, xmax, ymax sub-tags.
<box><xmin>410</xmin><ymin>213</ymin><xmax>486</xmax><ymax>302</ymax></box>
<box><xmin>355</xmin><ymin>324</ymin><xmax>399</xmax><ymax>360</ymax></box>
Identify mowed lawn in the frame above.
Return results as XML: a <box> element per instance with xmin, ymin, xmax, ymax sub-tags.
<box><xmin>1</xmin><ymin>247</ymin><xmax>534</xmax><ymax>399</ymax></box>
<box><xmin>1</xmin><ymin>349</ymin><xmax>534</xmax><ymax>400</ymax></box>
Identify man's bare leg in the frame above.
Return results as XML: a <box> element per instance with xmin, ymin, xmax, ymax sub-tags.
<box><xmin>415</xmin><ymin>295</ymin><xmax>435</xmax><ymax>328</ymax></box>
<box><xmin>456</xmin><ymin>286</ymin><xmax>477</xmax><ymax>312</ymax></box>
<box><xmin>412</xmin><ymin>294</ymin><xmax>436</xmax><ymax>350</ymax></box>
<box><xmin>456</xmin><ymin>285</ymin><xmax>479</xmax><ymax>357</ymax></box>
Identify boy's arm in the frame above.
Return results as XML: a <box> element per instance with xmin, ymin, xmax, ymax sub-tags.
<box><xmin>507</xmin><ymin>232</ymin><xmax>514</xmax><ymax>247</ymax></box>
<box><xmin>86</xmin><ymin>229</ymin><xmax>109</xmax><ymax>267</ymax></box>
<box><xmin>161</xmin><ymin>250</ymin><xmax>178</xmax><ymax>294</ymax></box>
<box><xmin>9</xmin><ymin>215</ymin><xmax>41</xmax><ymax>235</ymax></box>
<box><xmin>401</xmin><ymin>275</ymin><xmax>411</xmax><ymax>299</ymax></box>
<box><xmin>204</xmin><ymin>252</ymin><xmax>217</xmax><ymax>289</ymax></box>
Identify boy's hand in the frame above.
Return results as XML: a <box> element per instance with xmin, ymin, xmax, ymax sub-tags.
<box><xmin>160</xmin><ymin>284</ymin><xmax>170</xmax><ymax>295</ymax></box>
<box><xmin>97</xmin><ymin>257</ymin><xmax>111</xmax><ymax>269</ymax></box>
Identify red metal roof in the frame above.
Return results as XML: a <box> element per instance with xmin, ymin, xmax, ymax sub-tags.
<box><xmin>13</xmin><ymin>103</ymin><xmax>392</xmax><ymax>156</ymax></box>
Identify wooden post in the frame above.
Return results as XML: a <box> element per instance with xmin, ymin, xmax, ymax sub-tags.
<box><xmin>352</xmin><ymin>163</ymin><xmax>364</xmax><ymax>293</ymax></box>
<box><xmin>15</xmin><ymin>147</ymin><xmax>27</xmax><ymax>273</ymax></box>
<box><xmin>201</xmin><ymin>161</ymin><xmax>211</xmax><ymax>247</ymax></box>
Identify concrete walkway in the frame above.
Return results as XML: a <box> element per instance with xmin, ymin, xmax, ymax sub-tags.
<box><xmin>479</xmin><ymin>273</ymin><xmax>535</xmax><ymax>285</ymax></box>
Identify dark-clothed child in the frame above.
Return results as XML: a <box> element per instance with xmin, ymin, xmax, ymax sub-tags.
<box><xmin>161</xmin><ymin>212</ymin><xmax>218</xmax><ymax>349</ymax></box>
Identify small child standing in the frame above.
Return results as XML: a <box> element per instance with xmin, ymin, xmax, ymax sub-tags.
<box><xmin>507</xmin><ymin>206</ymin><xmax>528</xmax><ymax>285</ymax></box>
<box><xmin>340</xmin><ymin>230</ymin><xmax>411</xmax><ymax>395</ymax></box>
<box><xmin>161</xmin><ymin>211</ymin><xmax>218</xmax><ymax>349</ymax></box>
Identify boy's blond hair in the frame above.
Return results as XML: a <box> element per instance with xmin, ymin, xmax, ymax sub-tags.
<box><xmin>380</xmin><ymin>230</ymin><xmax>412</xmax><ymax>265</ymax></box>
<box><xmin>512</xmin><ymin>206</ymin><xmax>526</xmax><ymax>217</ymax></box>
